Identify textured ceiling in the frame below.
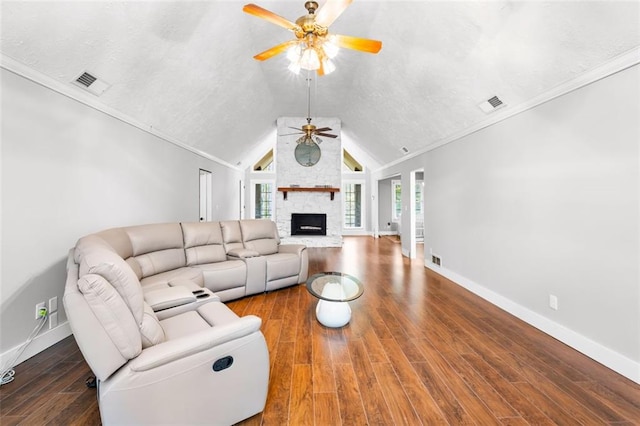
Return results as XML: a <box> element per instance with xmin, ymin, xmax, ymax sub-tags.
<box><xmin>1</xmin><ymin>1</ymin><xmax>638</xmax><ymax>168</ymax></box>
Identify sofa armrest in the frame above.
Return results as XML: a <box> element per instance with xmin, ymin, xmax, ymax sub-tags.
<box><xmin>128</xmin><ymin>315</ymin><xmax>262</xmax><ymax>372</ymax></box>
<box><xmin>227</xmin><ymin>248</ymin><xmax>261</xmax><ymax>259</ymax></box>
<box><xmin>145</xmin><ymin>286</ymin><xmax>197</xmax><ymax>311</ymax></box>
<box><xmin>278</xmin><ymin>244</ymin><xmax>306</xmax><ymax>256</ymax></box>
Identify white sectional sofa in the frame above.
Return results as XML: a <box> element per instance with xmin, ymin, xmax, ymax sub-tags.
<box><xmin>64</xmin><ymin>219</ymin><xmax>308</xmax><ymax>425</ymax></box>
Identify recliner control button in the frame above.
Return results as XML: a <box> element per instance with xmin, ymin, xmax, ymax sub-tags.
<box><xmin>212</xmin><ymin>356</ymin><xmax>233</xmax><ymax>371</ymax></box>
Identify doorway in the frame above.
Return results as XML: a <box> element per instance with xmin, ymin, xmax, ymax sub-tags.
<box><xmin>199</xmin><ymin>169</ymin><xmax>212</xmax><ymax>222</ymax></box>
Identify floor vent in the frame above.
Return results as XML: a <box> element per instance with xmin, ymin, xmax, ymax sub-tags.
<box><xmin>478</xmin><ymin>95</ymin><xmax>506</xmax><ymax>113</ymax></box>
<box><xmin>72</xmin><ymin>71</ymin><xmax>110</xmax><ymax>96</ymax></box>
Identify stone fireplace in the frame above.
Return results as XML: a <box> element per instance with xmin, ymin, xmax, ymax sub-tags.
<box><xmin>276</xmin><ymin>117</ymin><xmax>343</xmax><ymax>247</ymax></box>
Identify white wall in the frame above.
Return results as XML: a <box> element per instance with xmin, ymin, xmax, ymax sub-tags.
<box><xmin>0</xmin><ymin>69</ymin><xmax>242</xmax><ymax>360</ymax></box>
<box><xmin>420</xmin><ymin>64</ymin><xmax>638</xmax><ymax>379</ymax></box>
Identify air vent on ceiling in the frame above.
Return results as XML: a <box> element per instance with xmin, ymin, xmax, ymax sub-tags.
<box><xmin>478</xmin><ymin>95</ymin><xmax>506</xmax><ymax>113</ymax></box>
<box><xmin>72</xmin><ymin>71</ymin><xmax>111</xmax><ymax>96</ymax></box>
<box><xmin>76</xmin><ymin>72</ymin><xmax>97</xmax><ymax>87</ymax></box>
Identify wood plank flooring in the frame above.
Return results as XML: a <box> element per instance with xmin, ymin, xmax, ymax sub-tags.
<box><xmin>1</xmin><ymin>236</ymin><xmax>638</xmax><ymax>425</ymax></box>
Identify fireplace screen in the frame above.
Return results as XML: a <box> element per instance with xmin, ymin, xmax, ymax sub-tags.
<box><xmin>291</xmin><ymin>213</ymin><xmax>327</xmax><ymax>236</ymax></box>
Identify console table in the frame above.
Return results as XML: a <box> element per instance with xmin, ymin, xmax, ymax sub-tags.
<box><xmin>277</xmin><ymin>187</ymin><xmax>340</xmax><ymax>201</ymax></box>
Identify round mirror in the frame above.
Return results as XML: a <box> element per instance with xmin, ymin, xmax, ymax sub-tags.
<box><xmin>294</xmin><ymin>142</ymin><xmax>321</xmax><ymax>167</ymax></box>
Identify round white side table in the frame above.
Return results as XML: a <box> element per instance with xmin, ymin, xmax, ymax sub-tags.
<box><xmin>306</xmin><ymin>272</ymin><xmax>364</xmax><ymax>328</ymax></box>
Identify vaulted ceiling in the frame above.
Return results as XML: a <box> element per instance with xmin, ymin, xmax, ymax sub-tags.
<box><xmin>2</xmin><ymin>1</ymin><xmax>638</xmax><ymax>168</ymax></box>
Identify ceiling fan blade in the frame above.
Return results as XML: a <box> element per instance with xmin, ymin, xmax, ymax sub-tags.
<box><xmin>243</xmin><ymin>4</ymin><xmax>299</xmax><ymax>31</ymax></box>
<box><xmin>316</xmin><ymin>133</ymin><xmax>338</xmax><ymax>138</ymax></box>
<box><xmin>280</xmin><ymin>132</ymin><xmax>303</xmax><ymax>136</ymax></box>
<box><xmin>333</xmin><ymin>34</ymin><xmax>382</xmax><ymax>54</ymax></box>
<box><xmin>314</xmin><ymin>127</ymin><xmax>333</xmax><ymax>132</ymax></box>
<box><xmin>315</xmin><ymin>0</ymin><xmax>353</xmax><ymax>28</ymax></box>
<box><xmin>254</xmin><ymin>40</ymin><xmax>299</xmax><ymax>61</ymax></box>
<box><xmin>288</xmin><ymin>126</ymin><xmax>304</xmax><ymax>131</ymax></box>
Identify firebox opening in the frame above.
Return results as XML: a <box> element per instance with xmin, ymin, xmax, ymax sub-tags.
<box><xmin>291</xmin><ymin>213</ymin><xmax>327</xmax><ymax>236</ymax></box>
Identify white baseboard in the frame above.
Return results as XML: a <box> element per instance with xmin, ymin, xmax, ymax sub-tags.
<box><xmin>341</xmin><ymin>229</ymin><xmax>371</xmax><ymax>236</ymax></box>
<box><xmin>378</xmin><ymin>231</ymin><xmax>399</xmax><ymax>236</ymax></box>
<box><xmin>425</xmin><ymin>264</ymin><xmax>640</xmax><ymax>384</ymax></box>
<box><xmin>0</xmin><ymin>321</ymin><xmax>72</xmax><ymax>370</ymax></box>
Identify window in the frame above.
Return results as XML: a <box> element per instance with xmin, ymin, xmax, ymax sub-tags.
<box><xmin>253</xmin><ymin>181</ymin><xmax>274</xmax><ymax>219</ymax></box>
<box><xmin>343</xmin><ymin>181</ymin><xmax>363</xmax><ymax>228</ymax></box>
<box><xmin>415</xmin><ymin>181</ymin><xmax>423</xmax><ymax>216</ymax></box>
<box><xmin>343</xmin><ymin>149</ymin><xmax>363</xmax><ymax>172</ymax></box>
<box><xmin>415</xmin><ymin>181</ymin><xmax>424</xmax><ymax>241</ymax></box>
<box><xmin>392</xmin><ymin>180</ymin><xmax>402</xmax><ymax>221</ymax></box>
<box><xmin>253</xmin><ymin>149</ymin><xmax>274</xmax><ymax>171</ymax></box>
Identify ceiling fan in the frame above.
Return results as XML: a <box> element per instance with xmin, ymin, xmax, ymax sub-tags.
<box><xmin>243</xmin><ymin>0</ymin><xmax>382</xmax><ymax>75</ymax></box>
<box><xmin>281</xmin><ymin>78</ymin><xmax>338</xmax><ymax>145</ymax></box>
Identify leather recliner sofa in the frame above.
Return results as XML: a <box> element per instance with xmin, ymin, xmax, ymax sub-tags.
<box><xmin>64</xmin><ymin>219</ymin><xmax>308</xmax><ymax>424</ymax></box>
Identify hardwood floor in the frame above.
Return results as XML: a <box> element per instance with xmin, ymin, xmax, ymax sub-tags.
<box><xmin>1</xmin><ymin>236</ymin><xmax>639</xmax><ymax>425</ymax></box>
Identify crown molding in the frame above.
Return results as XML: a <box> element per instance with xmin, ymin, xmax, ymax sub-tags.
<box><xmin>0</xmin><ymin>53</ymin><xmax>241</xmax><ymax>172</ymax></box>
<box><xmin>376</xmin><ymin>46</ymin><xmax>640</xmax><ymax>173</ymax></box>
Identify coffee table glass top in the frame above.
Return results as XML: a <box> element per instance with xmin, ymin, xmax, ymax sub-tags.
<box><xmin>306</xmin><ymin>272</ymin><xmax>364</xmax><ymax>302</ymax></box>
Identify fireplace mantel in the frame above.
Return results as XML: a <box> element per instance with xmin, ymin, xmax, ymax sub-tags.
<box><xmin>277</xmin><ymin>187</ymin><xmax>340</xmax><ymax>201</ymax></box>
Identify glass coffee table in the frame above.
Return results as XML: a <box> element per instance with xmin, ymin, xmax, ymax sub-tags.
<box><xmin>306</xmin><ymin>272</ymin><xmax>364</xmax><ymax>328</ymax></box>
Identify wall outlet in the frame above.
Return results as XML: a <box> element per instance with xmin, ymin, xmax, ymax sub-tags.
<box><xmin>549</xmin><ymin>294</ymin><xmax>559</xmax><ymax>310</ymax></box>
<box><xmin>49</xmin><ymin>296</ymin><xmax>58</xmax><ymax>313</ymax></box>
<box><xmin>49</xmin><ymin>312</ymin><xmax>58</xmax><ymax>329</ymax></box>
<box><xmin>35</xmin><ymin>302</ymin><xmax>46</xmax><ymax>319</ymax></box>
<box><xmin>431</xmin><ymin>254</ymin><xmax>442</xmax><ymax>266</ymax></box>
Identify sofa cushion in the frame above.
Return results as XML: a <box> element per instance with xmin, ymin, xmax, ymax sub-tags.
<box><xmin>125</xmin><ymin>257</ymin><xmax>143</xmax><ymax>280</ymax></box>
<box><xmin>74</xmin><ymin>235</ymin><xmax>113</xmax><ymax>263</ymax></box>
<box><xmin>185</xmin><ymin>245</ymin><xmax>227</xmax><ymax>266</ymax></box>
<box><xmin>265</xmin><ymin>253</ymin><xmax>300</xmax><ymax>281</ymax></box>
<box><xmin>182</xmin><ymin>222</ymin><xmax>223</xmax><ymax>247</ymax></box>
<box><xmin>240</xmin><ymin>220</ymin><xmax>279</xmax><ymax>255</ymax></box>
<box><xmin>78</xmin><ymin>248</ymin><xmax>144</xmax><ymax>324</ymax></box>
<box><xmin>182</xmin><ymin>221</ymin><xmax>227</xmax><ymax>265</ymax></box>
<box><xmin>95</xmin><ymin>227</ymin><xmax>134</xmax><ymax>259</ymax></box>
<box><xmin>126</xmin><ymin>223</ymin><xmax>184</xmax><ymax>255</ymax></box>
<box><xmin>126</xmin><ymin>223</ymin><xmax>187</xmax><ymax>277</ymax></box>
<box><xmin>134</xmin><ymin>248</ymin><xmax>187</xmax><ymax>278</ymax></box>
<box><xmin>140</xmin><ymin>303</ymin><xmax>166</xmax><ymax>348</ymax></box>
<box><xmin>197</xmin><ymin>260</ymin><xmax>247</xmax><ymax>293</ymax></box>
<box><xmin>140</xmin><ymin>267</ymin><xmax>204</xmax><ymax>292</ymax></box>
<box><xmin>78</xmin><ymin>274</ymin><xmax>142</xmax><ymax>360</ymax></box>
<box><xmin>220</xmin><ymin>221</ymin><xmax>244</xmax><ymax>253</ymax></box>
<box><xmin>160</xmin><ymin>311</ymin><xmax>211</xmax><ymax>340</ymax></box>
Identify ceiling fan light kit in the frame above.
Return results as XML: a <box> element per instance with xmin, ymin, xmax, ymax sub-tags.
<box><xmin>244</xmin><ymin>0</ymin><xmax>379</xmax><ymax>166</ymax></box>
<box><xmin>243</xmin><ymin>0</ymin><xmax>382</xmax><ymax>76</ymax></box>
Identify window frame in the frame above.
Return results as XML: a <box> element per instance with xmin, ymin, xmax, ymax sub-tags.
<box><xmin>250</xmin><ymin>179</ymin><xmax>276</xmax><ymax>220</ymax></box>
<box><xmin>342</xmin><ymin>179</ymin><xmax>365</xmax><ymax>230</ymax></box>
<box><xmin>391</xmin><ymin>180</ymin><xmax>402</xmax><ymax>222</ymax></box>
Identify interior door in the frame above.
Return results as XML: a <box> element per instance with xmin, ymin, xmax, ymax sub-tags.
<box><xmin>199</xmin><ymin>169</ymin><xmax>212</xmax><ymax>222</ymax></box>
